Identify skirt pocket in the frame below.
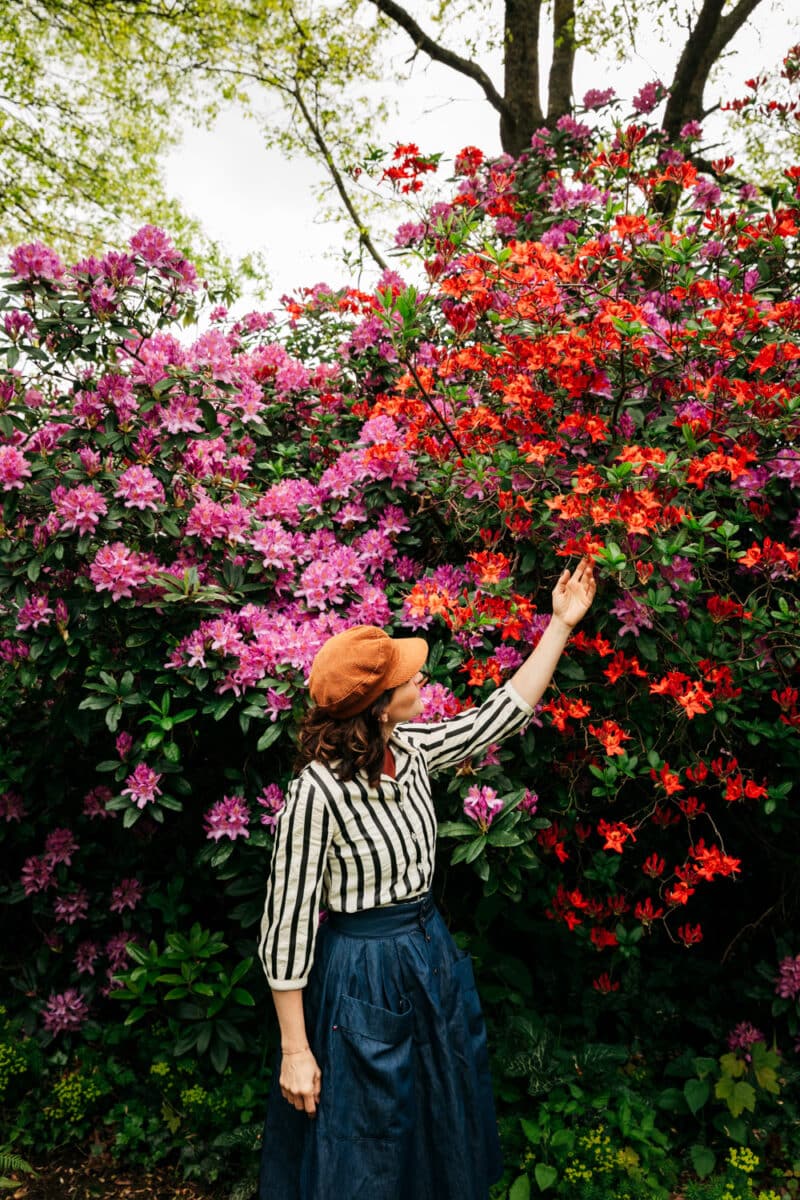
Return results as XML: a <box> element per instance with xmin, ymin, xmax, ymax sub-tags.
<box><xmin>453</xmin><ymin>954</ymin><xmax>483</xmax><ymax>1029</ymax></box>
<box><xmin>326</xmin><ymin>992</ymin><xmax>414</xmax><ymax>1141</ymax></box>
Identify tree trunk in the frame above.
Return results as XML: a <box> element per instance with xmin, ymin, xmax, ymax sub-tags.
<box><xmin>547</xmin><ymin>0</ymin><xmax>575</xmax><ymax>121</ymax></box>
<box><xmin>501</xmin><ymin>0</ymin><xmax>544</xmax><ymax>156</ymax></box>
<box><xmin>662</xmin><ymin>0</ymin><xmax>765</xmax><ymax>140</ymax></box>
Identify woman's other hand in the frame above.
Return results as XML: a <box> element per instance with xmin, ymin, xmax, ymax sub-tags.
<box><xmin>552</xmin><ymin>556</ymin><xmax>597</xmax><ymax>628</ymax></box>
<box><xmin>280</xmin><ymin>1047</ymin><xmax>322</xmax><ymax>1117</ymax></box>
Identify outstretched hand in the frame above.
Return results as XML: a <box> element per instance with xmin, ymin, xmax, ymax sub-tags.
<box><xmin>552</xmin><ymin>556</ymin><xmax>597</xmax><ymax>628</ymax></box>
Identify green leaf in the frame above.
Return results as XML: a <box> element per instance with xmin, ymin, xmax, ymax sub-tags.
<box><xmin>684</xmin><ymin>1078</ymin><xmax>710</xmax><ymax>1114</ymax></box>
<box><xmin>714</xmin><ymin>1076</ymin><xmax>756</xmax><ymax>1117</ymax></box>
<box><xmin>534</xmin><ymin>1163</ymin><xmax>558</xmax><ymax>1191</ymax></box>
<box><xmin>437</xmin><ymin>821</ymin><xmax>476</xmax><ymax>838</ymax></box>
<box><xmin>520</xmin><ymin>1117</ymin><xmax>542</xmax><ymax>1145</ymax></box>
<box><xmin>256</xmin><ymin>723</ymin><xmax>282</xmax><ymax>752</ymax></box>
<box><xmin>209</xmin><ymin>1037</ymin><xmax>229</xmax><ymax>1073</ymax></box>
<box><xmin>463</xmin><ymin>835</ymin><xmax>487</xmax><ymax>864</ymax></box>
<box><xmin>105</xmin><ymin>703</ymin><xmax>123</xmax><ymax>732</ymax></box>
<box><xmin>487</xmin><ymin>830</ymin><xmax>523</xmax><ymax>847</ymax></box>
<box><xmin>689</xmin><ymin>1144</ymin><xmax>716</xmax><ymax>1179</ymax></box>
<box><xmin>509</xmin><ymin>1175</ymin><xmax>531</xmax><ymax>1200</ymax></box>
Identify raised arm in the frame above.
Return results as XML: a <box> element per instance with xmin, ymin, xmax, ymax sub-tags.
<box><xmin>509</xmin><ymin>556</ymin><xmax>596</xmax><ymax>708</ymax></box>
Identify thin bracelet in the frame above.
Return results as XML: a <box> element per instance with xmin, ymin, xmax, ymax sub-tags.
<box><xmin>282</xmin><ymin>1045</ymin><xmax>310</xmax><ymax>1055</ymax></box>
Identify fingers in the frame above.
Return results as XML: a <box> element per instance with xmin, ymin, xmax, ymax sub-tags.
<box><xmin>280</xmin><ymin>1070</ymin><xmax>322</xmax><ymax>1118</ymax></box>
<box><xmin>281</xmin><ymin>1086</ymin><xmax>317</xmax><ymax>1115</ymax></box>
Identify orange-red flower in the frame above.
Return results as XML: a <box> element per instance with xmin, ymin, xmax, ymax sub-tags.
<box><xmin>589</xmin><ymin>720</ymin><xmax>632</xmax><ymax>756</ymax></box>
<box><xmin>593</xmin><ymin>972</ymin><xmax>620</xmax><ymax>993</ymax></box>
<box><xmin>597</xmin><ymin>819</ymin><xmax>637</xmax><ymax>853</ymax></box>
<box><xmin>635</xmin><ymin>897</ymin><xmax>665</xmax><ymax>924</ymax></box>
<box><xmin>590</xmin><ymin>927</ymin><xmax>619</xmax><ymax>950</ymax></box>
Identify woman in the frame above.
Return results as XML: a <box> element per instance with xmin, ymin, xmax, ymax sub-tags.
<box><xmin>258</xmin><ymin>557</ymin><xmax>596</xmax><ymax>1199</ymax></box>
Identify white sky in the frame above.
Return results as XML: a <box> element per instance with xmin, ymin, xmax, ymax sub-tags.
<box><xmin>163</xmin><ymin>2</ymin><xmax>792</xmax><ymax>310</ymax></box>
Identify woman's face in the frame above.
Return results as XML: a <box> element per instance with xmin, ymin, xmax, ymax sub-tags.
<box><xmin>383</xmin><ymin>671</ymin><xmax>425</xmax><ymax>729</ymax></box>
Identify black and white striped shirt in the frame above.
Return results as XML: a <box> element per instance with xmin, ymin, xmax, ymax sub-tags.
<box><xmin>258</xmin><ymin>681</ymin><xmax>533</xmax><ymax>989</ymax></box>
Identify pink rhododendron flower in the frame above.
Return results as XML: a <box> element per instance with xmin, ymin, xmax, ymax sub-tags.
<box><xmin>16</xmin><ymin>594</ymin><xmax>53</xmax><ymax>631</ymax></box>
<box><xmin>116</xmin><ymin>732</ymin><xmax>133</xmax><ymax>760</ymax></box>
<box><xmin>0</xmin><ymin>638</ymin><xmax>29</xmax><ymax>662</ymax></box>
<box><xmin>333</xmin><ymin>501</ymin><xmax>368</xmax><ymax>527</ymax></box>
<box><xmin>4</xmin><ymin>309</ymin><xmax>35</xmax><ymax>339</ymax></box>
<box><xmin>42</xmin><ymin>988</ymin><xmax>89</xmax><ymax>1034</ymax></box>
<box><xmin>255</xmin><ymin>477</ymin><xmax>322</xmax><ymax>523</ymax></box>
<box><xmin>204</xmin><ymin>794</ymin><xmax>251</xmax><ymax>841</ymax></box>
<box><xmin>44</xmin><ymin>828</ymin><xmax>79</xmax><ymax>866</ymax></box>
<box><xmin>463</xmin><ymin>785</ymin><xmax>504</xmax><ymax>831</ymax></box>
<box><xmin>21</xmin><ymin>855</ymin><xmax>55</xmax><ymax>895</ymax></box>
<box><xmin>251</xmin><ymin>520</ymin><xmax>296</xmax><ymax>569</ymax></box>
<box><xmin>189</xmin><ymin>328</ymin><xmax>237</xmax><ymax>382</ymax></box>
<box><xmin>519</xmin><ymin>789</ymin><xmax>539</xmax><ymax>815</ymax></box>
<box><xmin>83</xmin><ymin>785</ymin><xmax>114</xmax><ymax>819</ymax></box>
<box><xmin>264</xmin><ymin>689</ymin><xmax>292</xmax><ymax>721</ymax></box>
<box><xmin>583</xmin><ymin>87</ymin><xmax>616</xmax><ymax>109</ymax></box>
<box><xmin>10</xmin><ymin>241</ymin><xmax>65</xmax><ymax>281</ymax></box>
<box><xmin>632</xmin><ymin>80</ymin><xmax>666</xmax><ymax>114</ymax></box>
<box><xmin>0</xmin><ymin>790</ymin><xmax>25</xmax><ymax>821</ymax></box>
<box><xmin>121</xmin><ymin>763</ymin><xmax>163</xmax><ymax>808</ymax></box>
<box><xmin>75</xmin><ymin>941</ymin><xmax>101</xmax><ymax>976</ymax></box>
<box><xmin>727</xmin><ymin>1022</ymin><xmax>765</xmax><ymax>1053</ymax></box>
<box><xmin>53</xmin><ymin>484</ymin><xmax>108</xmax><ymax>535</ymax></box>
<box><xmin>159</xmin><ymin>391</ymin><xmax>203</xmax><ymax>433</ymax></box>
<box><xmin>110</xmin><ymin>878</ymin><xmax>143</xmax><ymax>913</ymax></box>
<box><xmin>611</xmin><ymin>593</ymin><xmax>654</xmax><ymax>637</ymax></box>
<box><xmin>184</xmin><ymin>491</ymin><xmax>250</xmax><ymax>544</ymax></box>
<box><xmin>776</xmin><ymin>954</ymin><xmax>800</xmax><ymax>999</ymax></box>
<box><xmin>257</xmin><ymin>783</ymin><xmax>285</xmax><ymax>831</ymax></box>
<box><xmin>90</xmin><ymin>281</ymin><xmax>117</xmax><ymax>317</ymax></box>
<box><xmin>418</xmin><ymin>683</ymin><xmax>462</xmax><ymax>722</ymax></box>
<box><xmin>115</xmin><ymin>464</ymin><xmax>165</xmax><ymax>510</ymax></box>
<box><xmin>0</xmin><ymin>444</ymin><xmax>31</xmax><ymax>490</ymax></box>
<box><xmin>129</xmin><ymin>224</ymin><xmax>176</xmax><ymax>266</ymax></box>
<box><xmin>106</xmin><ymin>932</ymin><xmax>136</xmax><ymax>972</ymax></box>
<box><xmin>54</xmin><ymin>887</ymin><xmax>90</xmax><ymax>925</ymax></box>
<box><xmin>89</xmin><ymin>542</ymin><xmax>150</xmax><ymax>600</ymax></box>
<box><xmin>100</xmin><ymin>251</ymin><xmax>136</xmax><ymax>287</ymax></box>
<box><xmin>692</xmin><ymin>178</ymin><xmax>722</xmax><ymax>210</ymax></box>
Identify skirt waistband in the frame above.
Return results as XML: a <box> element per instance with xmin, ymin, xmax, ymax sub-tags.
<box><xmin>327</xmin><ymin>892</ymin><xmax>435</xmax><ymax>938</ymax></box>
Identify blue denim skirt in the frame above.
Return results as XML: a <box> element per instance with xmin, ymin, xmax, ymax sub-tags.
<box><xmin>258</xmin><ymin>894</ymin><xmax>502</xmax><ymax>1200</ymax></box>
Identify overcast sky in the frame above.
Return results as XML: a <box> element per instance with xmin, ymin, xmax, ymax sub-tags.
<box><xmin>163</xmin><ymin>3</ymin><xmax>790</xmax><ymax>310</ymax></box>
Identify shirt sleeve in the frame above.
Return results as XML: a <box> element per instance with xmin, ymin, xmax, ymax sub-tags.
<box><xmin>400</xmin><ymin>680</ymin><xmax>533</xmax><ymax>775</ymax></box>
<box><xmin>258</xmin><ymin>772</ymin><xmax>333</xmax><ymax>990</ymax></box>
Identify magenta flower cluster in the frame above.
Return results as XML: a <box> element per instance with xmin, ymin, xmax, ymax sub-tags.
<box><xmin>204</xmin><ymin>794</ymin><xmax>251</xmax><ymax>841</ymax></box>
<box><xmin>775</xmin><ymin>954</ymin><xmax>800</xmax><ymax>999</ymax></box>
<box><xmin>463</xmin><ymin>785</ymin><xmax>504</xmax><ymax>831</ymax></box>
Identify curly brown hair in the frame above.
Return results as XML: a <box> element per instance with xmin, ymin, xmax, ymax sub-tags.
<box><xmin>295</xmin><ymin>690</ymin><xmax>393</xmax><ymax>787</ymax></box>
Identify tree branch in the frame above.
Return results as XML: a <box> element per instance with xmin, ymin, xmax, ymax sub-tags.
<box><xmin>547</xmin><ymin>0</ymin><xmax>576</xmax><ymax>121</ymax></box>
<box><xmin>290</xmin><ymin>81</ymin><xmax>388</xmax><ymax>272</ymax></box>
<box><xmin>366</xmin><ymin>0</ymin><xmax>510</xmax><ymax>121</ymax></box>
<box><xmin>708</xmin><ymin>0</ymin><xmax>765</xmax><ymax>60</ymax></box>
<box><xmin>662</xmin><ymin>0</ymin><xmax>766</xmax><ymax>138</ymax></box>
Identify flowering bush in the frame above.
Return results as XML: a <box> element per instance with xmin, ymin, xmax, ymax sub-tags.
<box><xmin>1</xmin><ymin>93</ymin><xmax>800</xmax><ymax>1181</ymax></box>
